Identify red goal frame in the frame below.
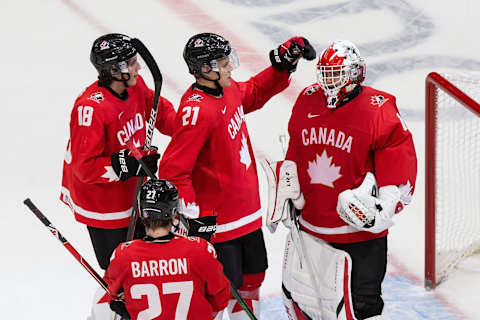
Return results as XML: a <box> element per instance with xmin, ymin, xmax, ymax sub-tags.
<box><xmin>425</xmin><ymin>72</ymin><xmax>480</xmax><ymax>289</ymax></box>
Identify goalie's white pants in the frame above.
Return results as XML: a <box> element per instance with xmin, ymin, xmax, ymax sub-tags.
<box><xmin>282</xmin><ymin>230</ymin><xmax>356</xmax><ymax>320</ymax></box>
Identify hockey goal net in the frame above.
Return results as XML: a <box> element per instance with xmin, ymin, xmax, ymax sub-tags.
<box><xmin>425</xmin><ymin>72</ymin><xmax>480</xmax><ymax>289</ymax></box>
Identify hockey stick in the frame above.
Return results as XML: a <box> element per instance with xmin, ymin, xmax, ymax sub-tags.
<box><xmin>23</xmin><ymin>198</ymin><xmax>111</xmax><ymax>296</ymax></box>
<box><xmin>126</xmin><ymin>38</ymin><xmax>163</xmax><ymax>242</ymax></box>
<box><xmin>126</xmin><ymin>143</ymin><xmax>258</xmax><ymax>320</ymax></box>
<box><xmin>289</xmin><ymin>203</ymin><xmax>325</xmax><ymax>317</ymax></box>
<box><xmin>268</xmin><ymin>141</ymin><xmax>325</xmax><ymax>317</ymax></box>
<box><xmin>229</xmin><ymin>285</ymin><xmax>258</xmax><ymax>320</ymax></box>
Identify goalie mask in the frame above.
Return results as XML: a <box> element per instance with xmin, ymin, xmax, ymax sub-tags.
<box><xmin>316</xmin><ymin>40</ymin><xmax>365</xmax><ymax>108</ymax></box>
<box><xmin>137</xmin><ymin>179</ymin><xmax>180</xmax><ymax>223</ymax></box>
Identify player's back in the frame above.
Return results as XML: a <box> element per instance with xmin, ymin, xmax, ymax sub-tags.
<box><xmin>108</xmin><ymin>235</ymin><xmax>229</xmax><ymax>320</ymax></box>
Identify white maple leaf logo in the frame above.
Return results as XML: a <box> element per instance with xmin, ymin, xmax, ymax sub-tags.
<box><xmin>133</xmin><ymin>138</ymin><xmax>141</xmax><ymax>148</ymax></box>
<box><xmin>307</xmin><ymin>150</ymin><xmax>342</xmax><ymax>187</ymax></box>
<box><xmin>178</xmin><ymin>198</ymin><xmax>200</xmax><ymax>219</ymax></box>
<box><xmin>239</xmin><ymin>134</ymin><xmax>251</xmax><ymax>170</ymax></box>
<box><xmin>101</xmin><ymin>166</ymin><xmax>119</xmax><ymax>182</ymax></box>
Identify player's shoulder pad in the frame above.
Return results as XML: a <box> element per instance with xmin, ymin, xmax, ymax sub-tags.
<box><xmin>362</xmin><ymin>86</ymin><xmax>397</xmax><ymax>110</ymax></box>
<box><xmin>119</xmin><ymin>240</ymin><xmax>140</xmax><ymax>251</ymax></box>
<box><xmin>184</xmin><ymin>235</ymin><xmax>202</xmax><ymax>243</ymax></box>
<box><xmin>184</xmin><ymin>92</ymin><xmax>207</xmax><ymax>104</ymax></box>
<box><xmin>179</xmin><ymin>89</ymin><xmax>218</xmax><ymax>125</ymax></box>
<box><xmin>110</xmin><ymin>240</ymin><xmax>140</xmax><ymax>261</ymax></box>
<box><xmin>301</xmin><ymin>83</ymin><xmax>322</xmax><ymax>97</ymax></box>
<box><xmin>76</xmin><ymin>83</ymin><xmax>111</xmax><ymax>108</ymax></box>
<box><xmin>177</xmin><ymin>235</ymin><xmax>217</xmax><ymax>258</ymax></box>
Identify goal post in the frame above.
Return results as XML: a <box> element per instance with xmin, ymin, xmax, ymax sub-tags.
<box><xmin>425</xmin><ymin>72</ymin><xmax>480</xmax><ymax>289</ymax></box>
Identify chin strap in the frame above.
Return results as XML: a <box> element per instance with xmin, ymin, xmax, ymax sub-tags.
<box><xmin>110</xmin><ymin>72</ymin><xmax>131</xmax><ymax>88</ymax></box>
<box><xmin>194</xmin><ymin>71</ymin><xmax>224</xmax><ymax>96</ymax></box>
<box><xmin>193</xmin><ymin>81</ymin><xmax>223</xmax><ymax>97</ymax></box>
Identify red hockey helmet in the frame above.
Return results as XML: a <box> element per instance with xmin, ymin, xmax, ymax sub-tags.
<box><xmin>316</xmin><ymin>40</ymin><xmax>365</xmax><ymax>108</ymax></box>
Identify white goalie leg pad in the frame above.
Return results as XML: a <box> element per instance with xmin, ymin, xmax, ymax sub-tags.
<box><xmin>259</xmin><ymin>157</ymin><xmax>305</xmax><ymax>233</ymax></box>
<box><xmin>282</xmin><ymin>231</ymin><xmax>356</xmax><ymax>320</ymax></box>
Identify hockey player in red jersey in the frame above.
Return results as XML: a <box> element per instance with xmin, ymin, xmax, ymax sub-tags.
<box><xmin>104</xmin><ymin>179</ymin><xmax>231</xmax><ymax>320</ymax></box>
<box><xmin>60</xmin><ymin>33</ymin><xmax>176</xmax><ymax>271</ymax></box>
<box><xmin>158</xmin><ymin>33</ymin><xmax>316</xmax><ymax>319</ymax></box>
<box><xmin>264</xmin><ymin>40</ymin><xmax>417</xmax><ymax>319</ymax></box>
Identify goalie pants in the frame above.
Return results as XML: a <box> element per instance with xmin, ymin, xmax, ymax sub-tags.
<box><xmin>87</xmin><ymin>220</ymin><xmax>146</xmax><ymax>270</ymax></box>
<box><xmin>329</xmin><ymin>236</ymin><xmax>387</xmax><ymax>319</ymax></box>
<box><xmin>214</xmin><ymin>228</ymin><xmax>268</xmax><ymax>289</ymax></box>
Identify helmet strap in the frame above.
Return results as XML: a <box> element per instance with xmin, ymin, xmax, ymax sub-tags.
<box><xmin>118</xmin><ymin>72</ymin><xmax>131</xmax><ymax>88</ymax></box>
<box><xmin>194</xmin><ymin>72</ymin><xmax>224</xmax><ymax>97</ymax></box>
<box><xmin>109</xmin><ymin>72</ymin><xmax>131</xmax><ymax>93</ymax></box>
<box><xmin>199</xmin><ymin>70</ymin><xmax>220</xmax><ymax>83</ymax></box>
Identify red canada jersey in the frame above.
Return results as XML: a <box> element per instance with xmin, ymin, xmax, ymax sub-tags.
<box><xmin>158</xmin><ymin>67</ymin><xmax>290</xmax><ymax>242</ymax></box>
<box><xmin>104</xmin><ymin>235</ymin><xmax>230</xmax><ymax>320</ymax></box>
<box><xmin>60</xmin><ymin>76</ymin><xmax>176</xmax><ymax>229</ymax></box>
<box><xmin>286</xmin><ymin>84</ymin><xmax>417</xmax><ymax>243</ymax></box>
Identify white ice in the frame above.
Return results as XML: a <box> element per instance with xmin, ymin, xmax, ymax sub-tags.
<box><xmin>2</xmin><ymin>0</ymin><xmax>480</xmax><ymax>319</ymax></box>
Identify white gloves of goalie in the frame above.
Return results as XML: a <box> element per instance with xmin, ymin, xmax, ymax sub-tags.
<box><xmin>336</xmin><ymin>172</ymin><xmax>412</xmax><ymax>233</ymax></box>
<box><xmin>259</xmin><ymin>159</ymin><xmax>305</xmax><ymax>233</ymax></box>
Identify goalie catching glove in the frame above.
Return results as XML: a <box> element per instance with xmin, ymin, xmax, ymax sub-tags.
<box><xmin>259</xmin><ymin>158</ymin><xmax>305</xmax><ymax>233</ymax></box>
<box><xmin>336</xmin><ymin>172</ymin><xmax>412</xmax><ymax>233</ymax></box>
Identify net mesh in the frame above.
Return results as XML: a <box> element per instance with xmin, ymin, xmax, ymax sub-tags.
<box><xmin>434</xmin><ymin>73</ymin><xmax>480</xmax><ymax>284</ymax></box>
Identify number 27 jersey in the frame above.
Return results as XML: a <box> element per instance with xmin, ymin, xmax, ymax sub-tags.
<box><xmin>104</xmin><ymin>236</ymin><xmax>230</xmax><ymax>319</ymax></box>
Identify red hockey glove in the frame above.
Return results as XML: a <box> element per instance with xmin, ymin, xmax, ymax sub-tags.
<box><xmin>269</xmin><ymin>36</ymin><xmax>316</xmax><ymax>73</ymax></box>
<box><xmin>111</xmin><ymin>148</ymin><xmax>160</xmax><ymax>181</ymax></box>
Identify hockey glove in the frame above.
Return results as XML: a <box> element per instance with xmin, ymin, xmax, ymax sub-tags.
<box><xmin>269</xmin><ymin>36</ymin><xmax>316</xmax><ymax>73</ymax></box>
<box><xmin>186</xmin><ymin>215</ymin><xmax>217</xmax><ymax>242</ymax></box>
<box><xmin>111</xmin><ymin>148</ymin><xmax>160</xmax><ymax>181</ymax></box>
<box><xmin>337</xmin><ymin>172</ymin><xmax>409</xmax><ymax>234</ymax></box>
<box><xmin>110</xmin><ymin>297</ymin><xmax>131</xmax><ymax>319</ymax></box>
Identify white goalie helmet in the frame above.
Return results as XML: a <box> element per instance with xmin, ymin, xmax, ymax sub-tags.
<box><xmin>316</xmin><ymin>40</ymin><xmax>366</xmax><ymax>108</ymax></box>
